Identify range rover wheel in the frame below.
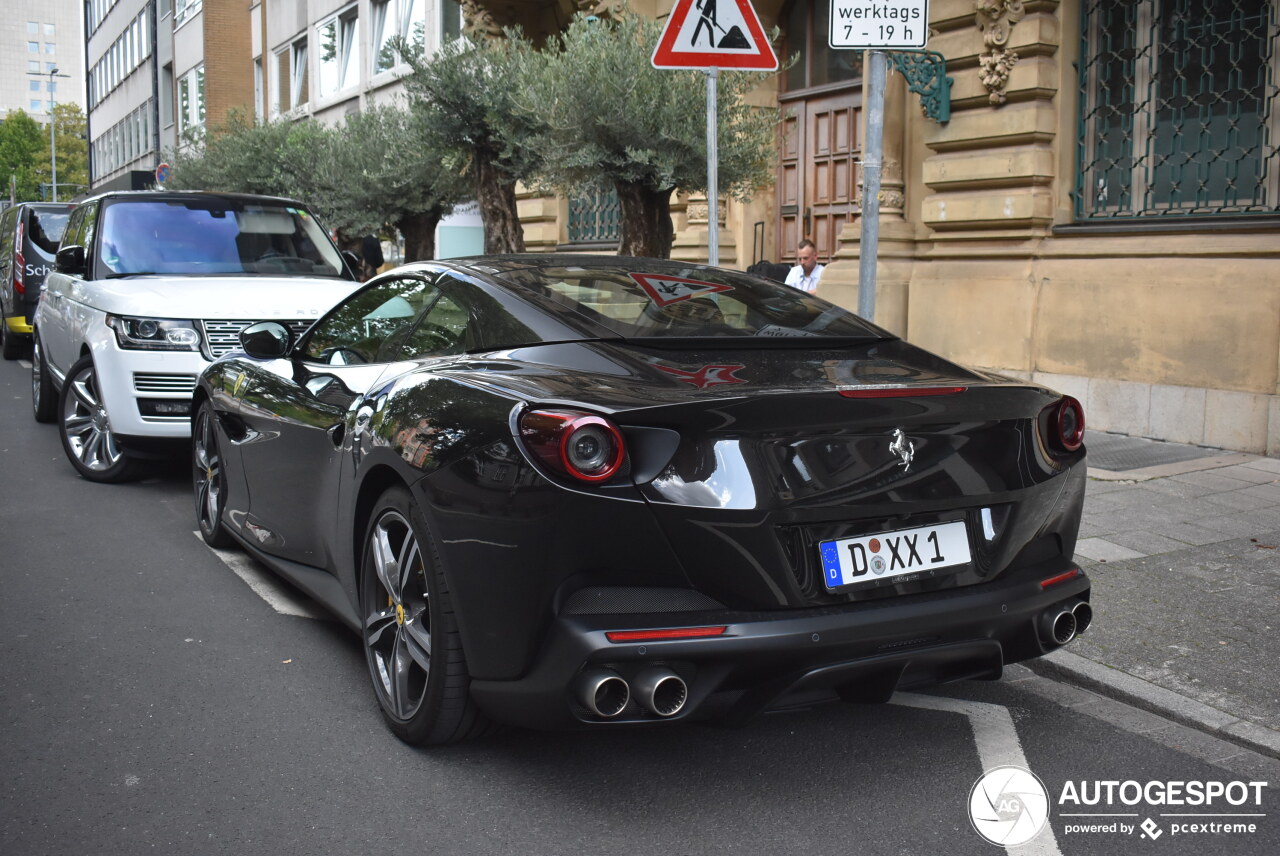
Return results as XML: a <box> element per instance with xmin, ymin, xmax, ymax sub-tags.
<box><xmin>359</xmin><ymin>486</ymin><xmax>489</xmax><ymax>745</ymax></box>
<box><xmin>58</xmin><ymin>354</ymin><xmax>144</xmax><ymax>483</ymax></box>
<box><xmin>193</xmin><ymin>400</ymin><xmax>235</xmax><ymax>548</ymax></box>
<box><xmin>31</xmin><ymin>332</ymin><xmax>57</xmax><ymax>423</ymax></box>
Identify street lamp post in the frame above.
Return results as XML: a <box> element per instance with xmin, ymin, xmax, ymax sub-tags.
<box><xmin>48</xmin><ymin>67</ymin><xmax>58</xmax><ymax>202</ymax></box>
<box><xmin>27</xmin><ymin>66</ymin><xmax>69</xmax><ymax>201</ymax></box>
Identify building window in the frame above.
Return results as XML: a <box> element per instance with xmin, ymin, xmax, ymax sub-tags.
<box><xmin>291</xmin><ymin>38</ymin><xmax>309</xmax><ymax>108</ymax></box>
<box><xmin>30</xmin><ymin>80</ymin><xmax>41</xmax><ymax>92</ymax></box>
<box><xmin>31</xmin><ymin>100</ymin><xmax>43</xmax><ymax>112</ymax></box>
<box><xmin>175</xmin><ymin>0</ymin><xmax>203</xmax><ymax>26</ymax></box>
<box><xmin>29</xmin><ymin>42</ymin><xmax>39</xmax><ymax>53</ymax></box>
<box><xmin>567</xmin><ymin>190</ymin><xmax>622</xmax><ymax>245</ymax></box>
<box><xmin>317</xmin><ymin>8</ymin><xmax>360</xmax><ymax>97</ymax></box>
<box><xmin>45</xmin><ymin>43</ymin><xmax>56</xmax><ymax>54</ymax></box>
<box><xmin>782</xmin><ymin>0</ymin><xmax>861</xmax><ymax>93</ymax></box>
<box><xmin>177</xmin><ymin>65</ymin><xmax>206</xmax><ymax>136</ymax></box>
<box><xmin>1076</xmin><ymin>0</ymin><xmax>1280</xmax><ymax>220</ymax></box>
<box><xmin>28</xmin><ymin>61</ymin><xmax>39</xmax><ymax>73</ymax></box>
<box><xmin>44</xmin><ymin>23</ymin><xmax>55</xmax><ymax>36</ymax></box>
<box><xmin>28</xmin><ymin>21</ymin><xmax>38</xmax><ymax>33</ymax></box>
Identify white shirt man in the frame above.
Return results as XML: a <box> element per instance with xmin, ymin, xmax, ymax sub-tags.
<box><xmin>785</xmin><ymin>241</ymin><xmax>824</xmax><ymax>293</ymax></box>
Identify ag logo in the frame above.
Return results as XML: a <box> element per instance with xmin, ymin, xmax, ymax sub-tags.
<box><xmin>968</xmin><ymin>766</ymin><xmax>1050</xmax><ymax>846</ymax></box>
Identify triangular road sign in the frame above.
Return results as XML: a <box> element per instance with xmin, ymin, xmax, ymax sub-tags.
<box><xmin>651</xmin><ymin>0</ymin><xmax>779</xmax><ymax>70</ymax></box>
<box><xmin>629</xmin><ymin>272</ymin><xmax>734</xmax><ymax>306</ymax></box>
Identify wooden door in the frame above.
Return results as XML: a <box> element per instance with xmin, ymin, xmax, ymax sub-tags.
<box><xmin>777</xmin><ymin>91</ymin><xmax>861</xmax><ymax>266</ymax></box>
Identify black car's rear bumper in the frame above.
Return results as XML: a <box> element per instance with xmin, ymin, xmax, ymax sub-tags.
<box><xmin>468</xmin><ymin>558</ymin><xmax>1090</xmax><ymax>729</ymax></box>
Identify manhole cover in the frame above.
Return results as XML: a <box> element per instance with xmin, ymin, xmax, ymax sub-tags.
<box><xmin>1085</xmin><ymin>431</ymin><xmax>1222</xmax><ymax>472</ymax></box>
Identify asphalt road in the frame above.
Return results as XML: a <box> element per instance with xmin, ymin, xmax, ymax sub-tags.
<box><xmin>1</xmin><ymin>353</ymin><xmax>1276</xmax><ymax>856</ymax></box>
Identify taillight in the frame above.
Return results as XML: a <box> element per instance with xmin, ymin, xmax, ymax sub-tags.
<box><xmin>13</xmin><ymin>222</ymin><xmax>25</xmax><ymax>296</ymax></box>
<box><xmin>1042</xmin><ymin>395</ymin><xmax>1085</xmax><ymax>454</ymax></box>
<box><xmin>519</xmin><ymin>408</ymin><xmax>626</xmax><ymax>483</ymax></box>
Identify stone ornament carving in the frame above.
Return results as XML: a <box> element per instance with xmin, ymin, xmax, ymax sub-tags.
<box><xmin>975</xmin><ymin>0</ymin><xmax>1025</xmax><ymax>105</ymax></box>
<box><xmin>459</xmin><ymin>0</ymin><xmax>503</xmax><ymax>38</ymax></box>
<box><xmin>575</xmin><ymin>0</ymin><xmax>627</xmax><ymax>19</ymax></box>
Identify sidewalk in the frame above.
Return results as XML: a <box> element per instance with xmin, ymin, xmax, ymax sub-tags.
<box><xmin>1026</xmin><ymin>431</ymin><xmax>1280</xmax><ymax>758</ymax></box>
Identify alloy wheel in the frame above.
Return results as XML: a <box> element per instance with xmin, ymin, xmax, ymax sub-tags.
<box><xmin>363</xmin><ymin>509</ymin><xmax>433</xmax><ymax>722</ymax></box>
<box><xmin>193</xmin><ymin>402</ymin><xmax>234</xmax><ymax>547</ymax></box>
<box><xmin>61</xmin><ymin>360</ymin><xmax>123</xmax><ymax>472</ymax></box>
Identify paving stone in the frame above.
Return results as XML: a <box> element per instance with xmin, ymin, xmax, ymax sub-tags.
<box><xmin>1169</xmin><ymin>470</ymin><xmax>1258</xmax><ymax>492</ymax></box>
<box><xmin>1241</xmin><ymin>457</ymin><xmax>1280</xmax><ymax>475</ymax></box>
<box><xmin>1148</xmin><ymin>521</ymin><xmax>1235</xmax><ymax>546</ymax></box>
<box><xmin>1214</xmin><ymin>464</ymin><xmax>1280</xmax><ymax>485</ymax></box>
<box><xmin>1235</xmin><ymin>482</ymin><xmax>1280</xmax><ymax>504</ymax></box>
<box><xmin>1199</xmin><ymin>490</ymin><xmax>1274</xmax><ymax>512</ymax></box>
<box><xmin>1074</xmin><ymin>537</ymin><xmax>1147</xmax><ymax>561</ymax></box>
<box><xmin>1105</xmin><ymin>530</ymin><xmax>1195</xmax><ymax>556</ymax></box>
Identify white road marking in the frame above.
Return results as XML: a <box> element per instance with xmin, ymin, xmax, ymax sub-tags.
<box><xmin>894</xmin><ymin>693</ymin><xmax>1065</xmax><ymax>856</ymax></box>
<box><xmin>196</xmin><ymin>533</ymin><xmax>330</xmax><ymax>620</ymax></box>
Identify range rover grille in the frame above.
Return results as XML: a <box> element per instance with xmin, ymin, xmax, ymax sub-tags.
<box><xmin>133</xmin><ymin>373</ymin><xmax>198</xmax><ymax>394</ymax></box>
<box><xmin>201</xmin><ymin>319</ymin><xmax>315</xmax><ymax>358</ymax></box>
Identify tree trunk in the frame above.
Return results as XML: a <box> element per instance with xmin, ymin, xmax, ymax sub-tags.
<box><xmin>615</xmin><ymin>182</ymin><xmax>675</xmax><ymax>259</ymax></box>
<box><xmin>397</xmin><ymin>207</ymin><xmax>444</xmax><ymax>262</ymax></box>
<box><xmin>474</xmin><ymin>149</ymin><xmax>524</xmax><ymax>254</ymax></box>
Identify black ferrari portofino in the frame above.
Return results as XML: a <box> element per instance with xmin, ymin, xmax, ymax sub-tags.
<box><xmin>193</xmin><ymin>255</ymin><xmax>1091</xmax><ymax>745</ymax></box>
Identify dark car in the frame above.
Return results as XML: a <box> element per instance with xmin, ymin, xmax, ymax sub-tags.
<box><xmin>193</xmin><ymin>255</ymin><xmax>1090</xmax><ymax>745</ymax></box>
<box><xmin>0</xmin><ymin>202</ymin><xmax>73</xmax><ymax>359</ymax></box>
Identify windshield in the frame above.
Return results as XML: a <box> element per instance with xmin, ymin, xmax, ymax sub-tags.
<box><xmin>97</xmin><ymin>198</ymin><xmax>346</xmax><ymax>277</ymax></box>
<box><xmin>493</xmin><ymin>263</ymin><xmax>888</xmax><ymax>342</ymax></box>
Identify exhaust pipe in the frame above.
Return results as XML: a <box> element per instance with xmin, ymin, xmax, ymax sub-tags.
<box><xmin>1041</xmin><ymin>608</ymin><xmax>1077</xmax><ymax>646</ymax></box>
<box><xmin>1072</xmin><ymin>601</ymin><xmax>1093</xmax><ymax>635</ymax></box>
<box><xmin>576</xmin><ymin>669</ymin><xmax>630</xmax><ymax>718</ymax></box>
<box><xmin>633</xmin><ymin>667</ymin><xmax>688</xmax><ymax>718</ymax></box>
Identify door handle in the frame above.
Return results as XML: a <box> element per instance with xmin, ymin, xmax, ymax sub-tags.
<box><xmin>803</xmin><ymin>206</ymin><xmax>812</xmax><ymax>237</ymax></box>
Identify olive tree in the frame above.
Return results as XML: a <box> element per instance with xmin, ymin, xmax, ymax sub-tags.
<box><xmin>394</xmin><ymin>34</ymin><xmax>542</xmax><ymax>254</ymax></box>
<box><xmin>166</xmin><ymin>112</ymin><xmax>326</xmax><ymax>199</ymax></box>
<box><xmin>318</xmin><ymin>106</ymin><xmax>467</xmax><ymax>261</ymax></box>
<box><xmin>515</xmin><ymin>13</ymin><xmax>779</xmax><ymax>258</ymax></box>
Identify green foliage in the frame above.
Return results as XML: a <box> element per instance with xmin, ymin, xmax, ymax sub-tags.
<box><xmin>32</xmin><ymin>103</ymin><xmax>89</xmax><ymax>197</ymax></box>
<box><xmin>515</xmin><ymin>12</ymin><xmax>779</xmax><ymax>201</ymax></box>
<box><xmin>167</xmin><ymin>111</ymin><xmax>326</xmax><ymax>199</ymax></box>
<box><xmin>165</xmin><ymin>108</ymin><xmax>465</xmax><ymax>255</ymax></box>
<box><xmin>315</xmin><ymin>105</ymin><xmax>467</xmax><ymax>240</ymax></box>
<box><xmin>393</xmin><ymin>34</ymin><xmax>543</xmax><ymax>187</ymax></box>
<box><xmin>0</xmin><ymin>110</ymin><xmax>48</xmax><ymax>202</ymax></box>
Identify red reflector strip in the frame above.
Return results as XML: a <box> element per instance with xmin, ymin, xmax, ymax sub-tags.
<box><xmin>605</xmin><ymin>626</ymin><xmax>728</xmax><ymax>643</ymax></box>
<box><xmin>838</xmin><ymin>386</ymin><xmax>967</xmax><ymax>398</ymax></box>
<box><xmin>1040</xmin><ymin>568</ymin><xmax>1082</xmax><ymax>589</ymax></box>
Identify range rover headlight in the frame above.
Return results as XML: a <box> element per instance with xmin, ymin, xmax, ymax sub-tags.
<box><xmin>107</xmin><ymin>316</ymin><xmax>201</xmax><ymax>351</ymax></box>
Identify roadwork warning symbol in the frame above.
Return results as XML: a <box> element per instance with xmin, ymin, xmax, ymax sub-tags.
<box><xmin>651</xmin><ymin>0</ymin><xmax>779</xmax><ymax>70</ymax></box>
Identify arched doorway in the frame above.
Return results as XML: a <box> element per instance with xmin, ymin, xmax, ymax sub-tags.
<box><xmin>777</xmin><ymin>1</ymin><xmax>863</xmax><ymax>266</ymax></box>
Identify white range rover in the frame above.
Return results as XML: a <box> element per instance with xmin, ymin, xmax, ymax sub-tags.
<box><xmin>33</xmin><ymin>191</ymin><xmax>363</xmax><ymax>482</ymax></box>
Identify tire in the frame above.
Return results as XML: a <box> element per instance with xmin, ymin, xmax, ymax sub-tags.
<box><xmin>58</xmin><ymin>354</ymin><xmax>144</xmax><ymax>483</ymax></box>
<box><xmin>360</xmin><ymin>486</ymin><xmax>489</xmax><ymax>745</ymax></box>
<box><xmin>193</xmin><ymin>400</ymin><xmax>236</xmax><ymax>548</ymax></box>
<box><xmin>31</xmin><ymin>332</ymin><xmax>57</xmax><ymax>423</ymax></box>
<box><xmin>1</xmin><ymin>320</ymin><xmax>25</xmax><ymax>360</ymax></box>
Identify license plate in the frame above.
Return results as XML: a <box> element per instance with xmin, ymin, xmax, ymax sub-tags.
<box><xmin>819</xmin><ymin>520</ymin><xmax>971</xmax><ymax>590</ymax></box>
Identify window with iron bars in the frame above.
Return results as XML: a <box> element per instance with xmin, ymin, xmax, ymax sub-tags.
<box><xmin>566</xmin><ymin>189</ymin><xmax>621</xmax><ymax>246</ymax></box>
<box><xmin>1075</xmin><ymin>0</ymin><xmax>1279</xmax><ymax>221</ymax></box>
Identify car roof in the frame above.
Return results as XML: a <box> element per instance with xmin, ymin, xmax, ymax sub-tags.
<box><xmin>80</xmin><ymin>190</ymin><xmax>312</xmax><ymax>209</ymax></box>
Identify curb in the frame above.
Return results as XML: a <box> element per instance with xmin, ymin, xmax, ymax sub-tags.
<box><xmin>1026</xmin><ymin>649</ymin><xmax>1280</xmax><ymax>761</ymax></box>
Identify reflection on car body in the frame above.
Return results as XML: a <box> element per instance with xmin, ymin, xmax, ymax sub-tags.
<box><xmin>193</xmin><ymin>254</ymin><xmax>1091</xmax><ymax>745</ymax></box>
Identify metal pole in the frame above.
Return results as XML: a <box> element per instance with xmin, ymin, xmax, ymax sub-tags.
<box><xmin>706</xmin><ymin>66</ymin><xmax>719</xmax><ymax>267</ymax></box>
<box><xmin>49</xmin><ymin>67</ymin><xmax>59</xmax><ymax>202</ymax></box>
<box><xmin>857</xmin><ymin>50</ymin><xmax>886</xmax><ymax>321</ymax></box>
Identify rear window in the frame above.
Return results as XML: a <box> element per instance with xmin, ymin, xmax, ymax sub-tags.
<box><xmin>28</xmin><ymin>209</ymin><xmax>69</xmax><ymax>254</ymax></box>
<box><xmin>493</xmin><ymin>264</ymin><xmax>887</xmax><ymax>342</ymax></box>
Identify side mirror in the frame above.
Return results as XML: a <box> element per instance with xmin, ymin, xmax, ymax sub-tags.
<box><xmin>239</xmin><ymin>321</ymin><xmax>293</xmax><ymax>359</ymax></box>
<box><xmin>55</xmin><ymin>245</ymin><xmax>87</xmax><ymax>275</ymax></box>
